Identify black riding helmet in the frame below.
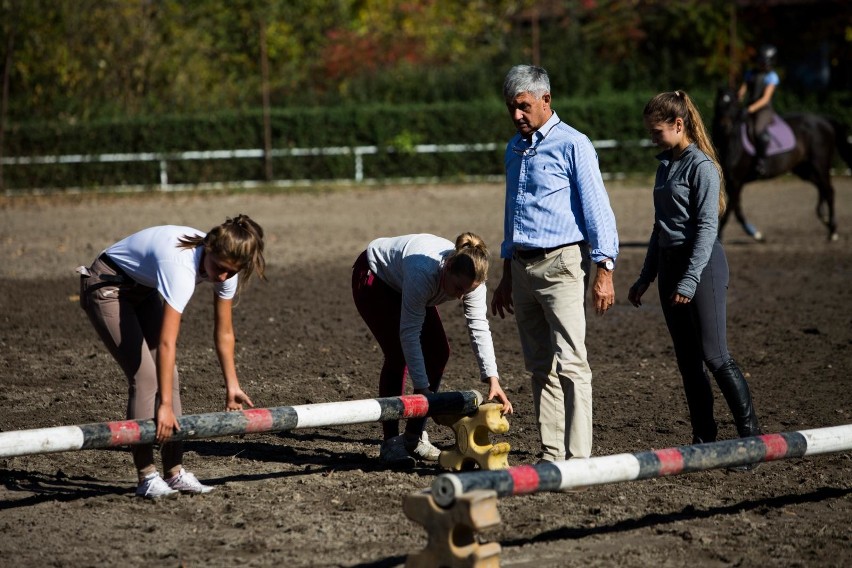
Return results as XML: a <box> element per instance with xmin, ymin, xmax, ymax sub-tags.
<box><xmin>756</xmin><ymin>44</ymin><xmax>777</xmax><ymax>68</ymax></box>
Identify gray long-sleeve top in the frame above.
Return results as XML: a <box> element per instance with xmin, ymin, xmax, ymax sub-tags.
<box><xmin>366</xmin><ymin>234</ymin><xmax>498</xmax><ymax>390</ymax></box>
<box><xmin>638</xmin><ymin>144</ymin><xmax>721</xmax><ymax>298</ymax></box>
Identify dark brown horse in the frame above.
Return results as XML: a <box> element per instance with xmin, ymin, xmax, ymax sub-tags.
<box><xmin>712</xmin><ymin>87</ymin><xmax>852</xmax><ymax>242</ymax></box>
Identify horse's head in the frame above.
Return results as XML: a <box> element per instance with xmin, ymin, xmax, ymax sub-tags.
<box><xmin>714</xmin><ymin>87</ymin><xmax>741</xmax><ymax>122</ymax></box>
<box><xmin>712</xmin><ymin>86</ymin><xmax>742</xmax><ymax>147</ymax></box>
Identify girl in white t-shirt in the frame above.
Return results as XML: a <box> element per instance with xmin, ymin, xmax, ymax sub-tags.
<box><xmin>78</xmin><ymin>214</ymin><xmax>265</xmax><ymax>499</ymax></box>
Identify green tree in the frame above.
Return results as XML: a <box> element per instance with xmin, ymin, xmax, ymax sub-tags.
<box><xmin>1</xmin><ymin>0</ymin><xmax>847</xmax><ymax>125</ymax></box>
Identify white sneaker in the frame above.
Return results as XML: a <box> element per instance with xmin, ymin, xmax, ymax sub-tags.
<box><xmin>136</xmin><ymin>472</ymin><xmax>179</xmax><ymax>500</ymax></box>
<box><xmin>379</xmin><ymin>435</ymin><xmax>416</xmax><ymax>467</ymax></box>
<box><xmin>409</xmin><ymin>431</ymin><xmax>442</xmax><ymax>461</ymax></box>
<box><xmin>165</xmin><ymin>468</ymin><xmax>214</xmax><ymax>494</ymax></box>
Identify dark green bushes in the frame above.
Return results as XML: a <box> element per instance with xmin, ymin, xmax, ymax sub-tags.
<box><xmin>4</xmin><ymin>90</ymin><xmax>849</xmax><ymax>191</ymax></box>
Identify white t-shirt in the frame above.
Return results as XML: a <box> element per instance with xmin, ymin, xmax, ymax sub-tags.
<box><xmin>105</xmin><ymin>225</ymin><xmax>238</xmax><ymax>313</ymax></box>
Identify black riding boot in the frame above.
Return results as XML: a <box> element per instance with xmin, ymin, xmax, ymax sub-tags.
<box><xmin>754</xmin><ymin>131</ymin><xmax>771</xmax><ymax>176</ymax></box>
<box><xmin>713</xmin><ymin>359</ymin><xmax>762</xmax><ymax>471</ymax></box>
<box><xmin>713</xmin><ymin>359</ymin><xmax>761</xmax><ymax>438</ymax></box>
<box><xmin>683</xmin><ymin>370</ymin><xmax>718</xmax><ymax>444</ymax></box>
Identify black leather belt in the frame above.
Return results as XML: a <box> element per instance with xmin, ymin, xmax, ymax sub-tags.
<box><xmin>99</xmin><ymin>253</ymin><xmax>128</xmax><ymax>277</ymax></box>
<box><xmin>514</xmin><ymin>242</ymin><xmax>582</xmax><ymax>261</ymax></box>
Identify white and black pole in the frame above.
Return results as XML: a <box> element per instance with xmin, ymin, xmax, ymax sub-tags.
<box><xmin>0</xmin><ymin>390</ymin><xmax>482</xmax><ymax>458</ymax></box>
<box><xmin>431</xmin><ymin>425</ymin><xmax>852</xmax><ymax>507</ymax></box>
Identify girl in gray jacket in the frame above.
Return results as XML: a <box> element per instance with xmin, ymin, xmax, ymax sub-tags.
<box><xmin>629</xmin><ymin>91</ymin><xmax>761</xmax><ymax>464</ymax></box>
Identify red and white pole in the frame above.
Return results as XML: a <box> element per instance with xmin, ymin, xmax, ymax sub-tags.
<box><xmin>0</xmin><ymin>390</ymin><xmax>482</xmax><ymax>458</ymax></box>
<box><xmin>432</xmin><ymin>425</ymin><xmax>852</xmax><ymax>507</ymax></box>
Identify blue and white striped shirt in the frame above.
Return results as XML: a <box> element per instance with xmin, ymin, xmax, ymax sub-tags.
<box><xmin>501</xmin><ymin>111</ymin><xmax>619</xmax><ymax>264</ymax></box>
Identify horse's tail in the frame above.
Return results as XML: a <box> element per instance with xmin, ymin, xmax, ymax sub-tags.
<box><xmin>830</xmin><ymin>119</ymin><xmax>852</xmax><ymax>172</ymax></box>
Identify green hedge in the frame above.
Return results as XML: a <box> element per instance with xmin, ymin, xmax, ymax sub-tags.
<box><xmin>3</xmin><ymin>89</ymin><xmax>849</xmax><ymax>191</ymax></box>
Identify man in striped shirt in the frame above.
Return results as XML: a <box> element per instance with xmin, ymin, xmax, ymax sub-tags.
<box><xmin>491</xmin><ymin>64</ymin><xmax>619</xmax><ymax>463</ymax></box>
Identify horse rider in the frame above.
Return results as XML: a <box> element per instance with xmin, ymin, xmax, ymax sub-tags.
<box><xmin>738</xmin><ymin>44</ymin><xmax>780</xmax><ymax>176</ymax></box>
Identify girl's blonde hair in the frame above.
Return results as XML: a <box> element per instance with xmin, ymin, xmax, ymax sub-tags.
<box><xmin>643</xmin><ymin>90</ymin><xmax>727</xmax><ymax>216</ymax></box>
<box><xmin>178</xmin><ymin>214</ymin><xmax>266</xmax><ymax>291</ymax></box>
<box><xmin>446</xmin><ymin>232</ymin><xmax>489</xmax><ymax>283</ymax></box>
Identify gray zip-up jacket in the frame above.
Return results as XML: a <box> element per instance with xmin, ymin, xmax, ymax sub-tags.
<box><xmin>638</xmin><ymin>144</ymin><xmax>721</xmax><ymax>298</ymax></box>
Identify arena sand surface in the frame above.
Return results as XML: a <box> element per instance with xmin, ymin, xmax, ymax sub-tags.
<box><xmin>0</xmin><ymin>178</ymin><xmax>850</xmax><ymax>567</ymax></box>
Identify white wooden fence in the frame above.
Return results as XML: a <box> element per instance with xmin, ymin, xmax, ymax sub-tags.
<box><xmin>0</xmin><ymin>138</ymin><xmax>656</xmax><ymax>195</ymax></box>
<box><xmin>4</xmin><ymin>134</ymin><xmax>850</xmax><ymax>195</ymax></box>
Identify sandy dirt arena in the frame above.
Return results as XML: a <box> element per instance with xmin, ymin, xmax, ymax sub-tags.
<box><xmin>1</xmin><ymin>177</ymin><xmax>850</xmax><ymax>567</ymax></box>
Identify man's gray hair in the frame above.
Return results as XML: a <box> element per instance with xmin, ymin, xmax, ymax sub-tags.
<box><xmin>503</xmin><ymin>65</ymin><xmax>550</xmax><ymax>101</ymax></box>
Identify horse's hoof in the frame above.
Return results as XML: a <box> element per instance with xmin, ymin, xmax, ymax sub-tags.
<box><xmin>752</xmin><ymin>231</ymin><xmax>764</xmax><ymax>242</ymax></box>
<box><xmin>829</xmin><ymin>233</ymin><xmax>839</xmax><ymax>242</ymax></box>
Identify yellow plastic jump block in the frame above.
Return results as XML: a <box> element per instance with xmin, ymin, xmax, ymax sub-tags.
<box><xmin>435</xmin><ymin>402</ymin><xmax>510</xmax><ymax>471</ymax></box>
<box><xmin>404</xmin><ymin>489</ymin><xmax>501</xmax><ymax>568</ymax></box>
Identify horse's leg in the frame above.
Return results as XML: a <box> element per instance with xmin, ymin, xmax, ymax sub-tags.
<box><xmin>816</xmin><ymin>179</ymin><xmax>838</xmax><ymax>241</ymax></box>
<box><xmin>727</xmin><ymin>180</ymin><xmax>763</xmax><ymax>241</ymax></box>
<box><xmin>815</xmin><ymin>190</ymin><xmax>830</xmax><ymax>227</ymax></box>
<box><xmin>794</xmin><ymin>158</ymin><xmax>838</xmax><ymax>242</ymax></box>
<box><xmin>719</xmin><ymin>177</ymin><xmax>736</xmax><ymax>240</ymax></box>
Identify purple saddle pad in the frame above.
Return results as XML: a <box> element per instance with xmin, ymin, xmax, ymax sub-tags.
<box><xmin>740</xmin><ymin>114</ymin><xmax>797</xmax><ymax>156</ymax></box>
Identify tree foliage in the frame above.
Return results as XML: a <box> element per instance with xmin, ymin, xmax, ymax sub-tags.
<box><xmin>1</xmin><ymin>0</ymin><xmax>848</xmax><ymax>124</ymax></box>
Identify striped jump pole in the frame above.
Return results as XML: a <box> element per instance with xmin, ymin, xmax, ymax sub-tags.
<box><xmin>431</xmin><ymin>424</ymin><xmax>852</xmax><ymax>507</ymax></box>
<box><xmin>0</xmin><ymin>390</ymin><xmax>482</xmax><ymax>458</ymax></box>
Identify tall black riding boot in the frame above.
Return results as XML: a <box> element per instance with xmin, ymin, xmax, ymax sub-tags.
<box><xmin>713</xmin><ymin>359</ymin><xmax>762</xmax><ymax>471</ymax></box>
<box><xmin>754</xmin><ymin>132</ymin><xmax>771</xmax><ymax>176</ymax></box>
<box><xmin>712</xmin><ymin>359</ymin><xmax>761</xmax><ymax>438</ymax></box>
<box><xmin>683</xmin><ymin>370</ymin><xmax>718</xmax><ymax>444</ymax></box>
